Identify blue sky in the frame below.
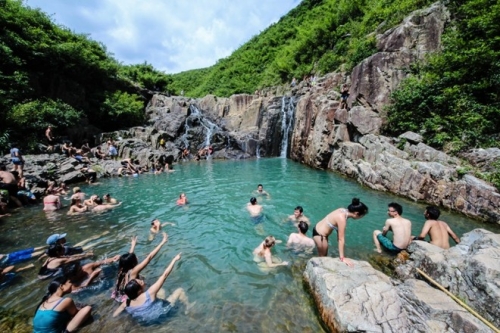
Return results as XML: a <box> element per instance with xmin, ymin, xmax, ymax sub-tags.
<box><xmin>24</xmin><ymin>0</ymin><xmax>300</xmax><ymax>74</ymax></box>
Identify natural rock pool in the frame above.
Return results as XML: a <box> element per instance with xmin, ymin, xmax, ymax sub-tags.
<box><xmin>2</xmin><ymin>158</ymin><xmax>500</xmax><ymax>332</ymax></box>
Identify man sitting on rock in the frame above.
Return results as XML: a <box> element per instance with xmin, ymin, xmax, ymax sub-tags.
<box><xmin>373</xmin><ymin>202</ymin><xmax>412</xmax><ymax>254</ymax></box>
<box><xmin>412</xmin><ymin>206</ymin><xmax>460</xmax><ymax>249</ymax></box>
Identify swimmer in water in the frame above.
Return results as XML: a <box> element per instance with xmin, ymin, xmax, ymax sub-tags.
<box><xmin>287</xmin><ymin>221</ymin><xmax>315</xmax><ymax>249</ymax></box>
<box><xmin>253</xmin><ymin>184</ymin><xmax>270</xmax><ymax>197</ymax></box>
<box><xmin>246</xmin><ymin>197</ymin><xmax>263</xmax><ymax>217</ymax></box>
<box><xmin>176</xmin><ymin>193</ymin><xmax>187</xmax><ymax>205</ymax></box>
<box><xmin>288</xmin><ymin>206</ymin><xmax>310</xmax><ymax>226</ymax></box>
<box><xmin>149</xmin><ymin>218</ymin><xmax>175</xmax><ymax>241</ymax></box>
<box><xmin>253</xmin><ymin>236</ymin><xmax>288</xmax><ymax>268</ymax></box>
<box><xmin>64</xmin><ymin>255</ymin><xmax>120</xmax><ymax>292</ymax></box>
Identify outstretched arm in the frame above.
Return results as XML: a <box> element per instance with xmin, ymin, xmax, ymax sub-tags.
<box><xmin>161</xmin><ymin>222</ymin><xmax>175</xmax><ymax>227</ymax></box>
<box><xmin>131</xmin><ymin>232</ymin><xmax>168</xmax><ymax>278</ymax></box>
<box><xmin>148</xmin><ymin>253</ymin><xmax>181</xmax><ymax>300</ymax></box>
<box><xmin>129</xmin><ymin>236</ymin><xmax>137</xmax><ymax>253</ymax></box>
<box><xmin>264</xmin><ymin>251</ymin><xmax>288</xmax><ymax>268</ymax></box>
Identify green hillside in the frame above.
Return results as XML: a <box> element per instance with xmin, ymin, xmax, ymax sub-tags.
<box><xmin>169</xmin><ymin>0</ymin><xmax>436</xmax><ymax>97</ymax></box>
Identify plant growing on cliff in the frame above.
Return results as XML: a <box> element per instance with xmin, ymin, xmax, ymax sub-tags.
<box><xmin>385</xmin><ymin>0</ymin><xmax>500</xmax><ymax>152</ymax></box>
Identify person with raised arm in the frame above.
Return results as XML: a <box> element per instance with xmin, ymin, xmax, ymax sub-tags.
<box><xmin>112</xmin><ymin>233</ymin><xmax>168</xmax><ymax>302</ymax></box>
<box><xmin>113</xmin><ymin>253</ymin><xmax>194</xmax><ymax>320</ymax></box>
<box><xmin>33</xmin><ymin>276</ymin><xmax>92</xmax><ymax>333</ymax></box>
<box><xmin>312</xmin><ymin>198</ymin><xmax>368</xmax><ymax>266</ymax></box>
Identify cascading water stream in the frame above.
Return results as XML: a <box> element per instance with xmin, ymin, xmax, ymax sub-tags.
<box><xmin>280</xmin><ymin>96</ymin><xmax>295</xmax><ymax>158</ymax></box>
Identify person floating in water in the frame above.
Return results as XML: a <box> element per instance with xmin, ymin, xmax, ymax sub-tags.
<box><xmin>412</xmin><ymin>206</ymin><xmax>460</xmax><ymax>249</ymax></box>
<box><xmin>176</xmin><ymin>193</ymin><xmax>187</xmax><ymax>205</ymax></box>
<box><xmin>0</xmin><ymin>246</ymin><xmax>47</xmax><ymax>266</ymax></box>
<box><xmin>246</xmin><ymin>197</ymin><xmax>263</xmax><ymax>218</ymax></box>
<box><xmin>288</xmin><ymin>206</ymin><xmax>310</xmax><ymax>226</ymax></box>
<box><xmin>113</xmin><ymin>252</ymin><xmax>195</xmax><ymax>320</ymax></box>
<box><xmin>64</xmin><ymin>255</ymin><xmax>120</xmax><ymax>293</ymax></box>
<box><xmin>253</xmin><ymin>236</ymin><xmax>288</xmax><ymax>268</ymax></box>
<box><xmin>149</xmin><ymin>218</ymin><xmax>175</xmax><ymax>241</ymax></box>
<box><xmin>287</xmin><ymin>221</ymin><xmax>315</xmax><ymax>249</ymax></box>
<box><xmin>312</xmin><ymin>197</ymin><xmax>368</xmax><ymax>266</ymax></box>
<box><xmin>32</xmin><ymin>276</ymin><xmax>92</xmax><ymax>333</ymax></box>
<box><xmin>38</xmin><ymin>244</ymin><xmax>94</xmax><ymax>280</ymax></box>
<box><xmin>253</xmin><ymin>184</ymin><xmax>270</xmax><ymax>197</ymax></box>
<box><xmin>373</xmin><ymin>202</ymin><xmax>412</xmax><ymax>254</ymax></box>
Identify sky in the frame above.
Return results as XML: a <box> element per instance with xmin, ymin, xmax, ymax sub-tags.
<box><xmin>24</xmin><ymin>0</ymin><xmax>300</xmax><ymax>74</ymax></box>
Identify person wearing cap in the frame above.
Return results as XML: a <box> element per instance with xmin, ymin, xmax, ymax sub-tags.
<box><xmin>47</xmin><ymin>233</ymin><xmax>84</xmax><ymax>256</ymax></box>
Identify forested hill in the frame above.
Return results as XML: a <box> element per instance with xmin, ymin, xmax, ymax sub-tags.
<box><xmin>1</xmin><ymin>0</ymin><xmax>499</xmax><ymax>153</ymax></box>
<box><xmin>0</xmin><ymin>0</ymin><xmax>172</xmax><ymax>150</ymax></box>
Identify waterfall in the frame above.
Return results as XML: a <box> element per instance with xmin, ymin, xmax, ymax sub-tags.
<box><xmin>256</xmin><ymin>144</ymin><xmax>261</xmax><ymax>159</ymax></box>
<box><xmin>189</xmin><ymin>105</ymin><xmax>220</xmax><ymax>147</ymax></box>
<box><xmin>280</xmin><ymin>96</ymin><xmax>295</xmax><ymax>158</ymax></box>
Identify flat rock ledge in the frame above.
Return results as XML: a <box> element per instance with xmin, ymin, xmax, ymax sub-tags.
<box><xmin>304</xmin><ymin>232</ymin><xmax>497</xmax><ymax>332</ymax></box>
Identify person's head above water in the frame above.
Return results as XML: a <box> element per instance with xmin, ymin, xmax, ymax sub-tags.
<box><xmin>47</xmin><ymin>244</ymin><xmax>64</xmax><ymax>257</ymax></box>
<box><xmin>250</xmin><ymin>197</ymin><xmax>257</xmax><ymax>205</ymax></box>
<box><xmin>124</xmin><ymin>279</ymin><xmax>145</xmax><ymax>305</ymax></box>
<box><xmin>298</xmin><ymin>221</ymin><xmax>309</xmax><ymax>234</ymax></box>
<box><xmin>257</xmin><ymin>184</ymin><xmax>264</xmax><ymax>192</ymax></box>
<box><xmin>347</xmin><ymin>197</ymin><xmax>369</xmax><ymax>218</ymax></box>
<box><xmin>151</xmin><ymin>218</ymin><xmax>160</xmax><ymax>227</ymax></box>
<box><xmin>294</xmin><ymin>206</ymin><xmax>303</xmax><ymax>217</ymax></box>
<box><xmin>263</xmin><ymin>236</ymin><xmax>276</xmax><ymax>249</ymax></box>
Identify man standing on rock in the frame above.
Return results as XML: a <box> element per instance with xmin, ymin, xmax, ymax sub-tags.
<box><xmin>413</xmin><ymin>206</ymin><xmax>460</xmax><ymax>249</ymax></box>
<box><xmin>373</xmin><ymin>202</ymin><xmax>412</xmax><ymax>253</ymax></box>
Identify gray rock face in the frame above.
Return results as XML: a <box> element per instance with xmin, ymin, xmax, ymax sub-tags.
<box><xmin>396</xmin><ymin>229</ymin><xmax>500</xmax><ymax>328</ymax></box>
<box><xmin>304</xmin><ymin>256</ymin><xmax>491</xmax><ymax>332</ymax></box>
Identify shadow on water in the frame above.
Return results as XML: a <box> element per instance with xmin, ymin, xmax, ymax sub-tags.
<box><xmin>1</xmin><ymin>158</ymin><xmax>500</xmax><ymax>332</ymax></box>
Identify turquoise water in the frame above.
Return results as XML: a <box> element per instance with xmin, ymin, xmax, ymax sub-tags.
<box><xmin>1</xmin><ymin>158</ymin><xmax>500</xmax><ymax>332</ymax></box>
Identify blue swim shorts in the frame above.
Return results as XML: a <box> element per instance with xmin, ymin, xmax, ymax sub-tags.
<box><xmin>377</xmin><ymin>234</ymin><xmax>402</xmax><ymax>253</ymax></box>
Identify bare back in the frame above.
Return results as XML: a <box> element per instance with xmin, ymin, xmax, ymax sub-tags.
<box><xmin>315</xmin><ymin>208</ymin><xmax>347</xmax><ymax>237</ymax></box>
<box><xmin>427</xmin><ymin>220</ymin><xmax>452</xmax><ymax>249</ymax></box>
<box><xmin>386</xmin><ymin>217</ymin><xmax>412</xmax><ymax>249</ymax></box>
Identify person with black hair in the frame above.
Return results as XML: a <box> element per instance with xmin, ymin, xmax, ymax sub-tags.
<box><xmin>288</xmin><ymin>206</ymin><xmax>310</xmax><ymax>226</ymax></box>
<box><xmin>373</xmin><ymin>202</ymin><xmax>412</xmax><ymax>254</ymax></box>
<box><xmin>112</xmin><ymin>233</ymin><xmax>167</xmax><ymax>302</ymax></box>
<box><xmin>38</xmin><ymin>244</ymin><xmax>93</xmax><ymax>280</ymax></box>
<box><xmin>413</xmin><ymin>206</ymin><xmax>461</xmax><ymax>249</ymax></box>
<box><xmin>312</xmin><ymin>198</ymin><xmax>368</xmax><ymax>265</ymax></box>
<box><xmin>33</xmin><ymin>276</ymin><xmax>92</xmax><ymax>333</ymax></box>
<box><xmin>64</xmin><ymin>255</ymin><xmax>120</xmax><ymax>292</ymax></box>
<box><xmin>287</xmin><ymin>221</ymin><xmax>315</xmax><ymax>249</ymax></box>
<box><xmin>246</xmin><ymin>197</ymin><xmax>263</xmax><ymax>219</ymax></box>
<box><xmin>113</xmin><ymin>253</ymin><xmax>194</xmax><ymax>320</ymax></box>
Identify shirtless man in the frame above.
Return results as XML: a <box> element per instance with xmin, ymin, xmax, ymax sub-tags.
<box><xmin>92</xmin><ymin>198</ymin><xmax>122</xmax><ymax>213</ymax></box>
<box><xmin>103</xmin><ymin>193</ymin><xmax>118</xmax><ymax>204</ymax></box>
<box><xmin>246</xmin><ymin>197</ymin><xmax>263</xmax><ymax>217</ymax></box>
<box><xmin>253</xmin><ymin>184</ymin><xmax>270</xmax><ymax>197</ymax></box>
<box><xmin>45</xmin><ymin>126</ymin><xmax>54</xmax><ymax>152</ymax></box>
<box><xmin>373</xmin><ymin>202</ymin><xmax>412</xmax><ymax>254</ymax></box>
<box><xmin>0</xmin><ymin>169</ymin><xmax>23</xmax><ymax>207</ymax></box>
<box><xmin>413</xmin><ymin>206</ymin><xmax>460</xmax><ymax>249</ymax></box>
<box><xmin>287</xmin><ymin>221</ymin><xmax>315</xmax><ymax>249</ymax></box>
<box><xmin>288</xmin><ymin>206</ymin><xmax>310</xmax><ymax>226</ymax></box>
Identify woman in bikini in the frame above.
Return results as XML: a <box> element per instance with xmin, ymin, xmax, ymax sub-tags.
<box><xmin>312</xmin><ymin>198</ymin><xmax>368</xmax><ymax>266</ymax></box>
<box><xmin>43</xmin><ymin>194</ymin><xmax>61</xmax><ymax>211</ymax></box>
<box><xmin>33</xmin><ymin>276</ymin><xmax>92</xmax><ymax>333</ymax></box>
<box><xmin>112</xmin><ymin>233</ymin><xmax>168</xmax><ymax>302</ymax></box>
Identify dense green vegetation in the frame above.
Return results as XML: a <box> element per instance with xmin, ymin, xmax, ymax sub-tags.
<box><xmin>0</xmin><ymin>0</ymin><xmax>173</xmax><ymax>150</ymax></box>
<box><xmin>2</xmin><ymin>0</ymin><xmax>498</xmax><ymax>155</ymax></box>
<box><xmin>170</xmin><ymin>0</ymin><xmax>435</xmax><ymax>97</ymax></box>
<box><xmin>385</xmin><ymin>0</ymin><xmax>500</xmax><ymax>152</ymax></box>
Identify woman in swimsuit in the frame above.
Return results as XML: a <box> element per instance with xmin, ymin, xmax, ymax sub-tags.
<box><xmin>112</xmin><ymin>233</ymin><xmax>168</xmax><ymax>302</ymax></box>
<box><xmin>312</xmin><ymin>198</ymin><xmax>368</xmax><ymax>266</ymax></box>
<box><xmin>113</xmin><ymin>253</ymin><xmax>194</xmax><ymax>320</ymax></box>
<box><xmin>43</xmin><ymin>194</ymin><xmax>61</xmax><ymax>211</ymax></box>
<box><xmin>38</xmin><ymin>244</ymin><xmax>94</xmax><ymax>280</ymax></box>
<box><xmin>67</xmin><ymin>197</ymin><xmax>88</xmax><ymax>215</ymax></box>
<box><xmin>33</xmin><ymin>276</ymin><xmax>92</xmax><ymax>333</ymax></box>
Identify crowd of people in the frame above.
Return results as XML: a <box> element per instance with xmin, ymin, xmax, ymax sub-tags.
<box><xmin>1</xmin><ymin>149</ymin><xmax>464</xmax><ymax>331</ymax></box>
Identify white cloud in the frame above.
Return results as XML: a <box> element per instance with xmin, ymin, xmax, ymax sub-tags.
<box><xmin>24</xmin><ymin>0</ymin><xmax>300</xmax><ymax>73</ymax></box>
